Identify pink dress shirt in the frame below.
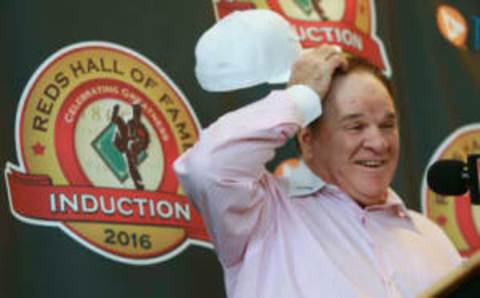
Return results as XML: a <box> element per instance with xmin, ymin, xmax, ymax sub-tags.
<box><xmin>174</xmin><ymin>90</ymin><xmax>462</xmax><ymax>298</ymax></box>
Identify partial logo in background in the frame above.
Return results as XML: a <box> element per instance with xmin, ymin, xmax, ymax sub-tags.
<box><xmin>5</xmin><ymin>41</ymin><xmax>211</xmax><ymax>265</ymax></box>
<box><xmin>435</xmin><ymin>4</ymin><xmax>480</xmax><ymax>51</ymax></box>
<box><xmin>212</xmin><ymin>0</ymin><xmax>392</xmax><ymax>76</ymax></box>
<box><xmin>473</xmin><ymin>16</ymin><xmax>480</xmax><ymax>50</ymax></box>
<box><xmin>436</xmin><ymin>4</ymin><xmax>468</xmax><ymax>49</ymax></box>
<box><xmin>421</xmin><ymin>124</ymin><xmax>480</xmax><ymax>257</ymax></box>
<box><xmin>274</xmin><ymin>158</ymin><xmax>300</xmax><ymax>177</ymax></box>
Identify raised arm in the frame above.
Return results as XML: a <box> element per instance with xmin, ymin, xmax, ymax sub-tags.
<box><xmin>174</xmin><ymin>45</ymin><xmax>347</xmax><ymax>266</ymax></box>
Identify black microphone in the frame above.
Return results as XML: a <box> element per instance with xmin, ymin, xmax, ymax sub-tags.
<box><xmin>426</xmin><ymin>155</ymin><xmax>480</xmax><ymax>204</ymax></box>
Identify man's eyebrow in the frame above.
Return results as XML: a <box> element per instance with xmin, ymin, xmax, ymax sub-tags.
<box><xmin>385</xmin><ymin>112</ymin><xmax>397</xmax><ymax>120</ymax></box>
<box><xmin>339</xmin><ymin>113</ymin><xmax>363</xmax><ymax>123</ymax></box>
<box><xmin>339</xmin><ymin>111</ymin><xmax>397</xmax><ymax>123</ymax></box>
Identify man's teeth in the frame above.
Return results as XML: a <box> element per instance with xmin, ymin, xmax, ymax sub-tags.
<box><xmin>357</xmin><ymin>160</ymin><xmax>384</xmax><ymax>167</ymax></box>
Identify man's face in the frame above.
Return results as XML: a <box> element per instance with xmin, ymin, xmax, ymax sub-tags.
<box><xmin>300</xmin><ymin>69</ymin><xmax>399</xmax><ymax>206</ymax></box>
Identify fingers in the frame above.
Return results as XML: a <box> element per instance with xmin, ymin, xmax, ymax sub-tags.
<box><xmin>288</xmin><ymin>44</ymin><xmax>349</xmax><ymax>98</ymax></box>
<box><xmin>319</xmin><ymin>45</ymin><xmax>347</xmax><ymax>70</ymax></box>
<box><xmin>297</xmin><ymin>45</ymin><xmax>347</xmax><ymax>74</ymax></box>
<box><xmin>322</xmin><ymin>45</ymin><xmax>343</xmax><ymax>61</ymax></box>
<box><xmin>328</xmin><ymin>53</ymin><xmax>349</xmax><ymax>72</ymax></box>
<box><xmin>303</xmin><ymin>44</ymin><xmax>342</xmax><ymax>60</ymax></box>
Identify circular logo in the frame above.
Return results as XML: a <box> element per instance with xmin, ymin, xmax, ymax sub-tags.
<box><xmin>212</xmin><ymin>0</ymin><xmax>391</xmax><ymax>76</ymax></box>
<box><xmin>6</xmin><ymin>41</ymin><xmax>211</xmax><ymax>265</ymax></box>
<box><xmin>437</xmin><ymin>4</ymin><xmax>468</xmax><ymax>48</ymax></box>
<box><xmin>421</xmin><ymin>124</ymin><xmax>480</xmax><ymax>257</ymax></box>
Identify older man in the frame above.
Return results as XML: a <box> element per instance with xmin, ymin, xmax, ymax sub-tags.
<box><xmin>174</xmin><ymin>45</ymin><xmax>461</xmax><ymax>297</ymax></box>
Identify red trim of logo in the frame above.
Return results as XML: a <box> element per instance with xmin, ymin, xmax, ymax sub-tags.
<box><xmin>6</xmin><ymin>41</ymin><xmax>211</xmax><ymax>265</ymax></box>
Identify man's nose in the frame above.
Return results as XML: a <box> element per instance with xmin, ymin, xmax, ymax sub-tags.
<box><xmin>364</xmin><ymin>127</ymin><xmax>388</xmax><ymax>152</ymax></box>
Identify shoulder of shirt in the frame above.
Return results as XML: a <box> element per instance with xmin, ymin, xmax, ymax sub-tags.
<box><xmin>406</xmin><ymin>210</ymin><xmax>447</xmax><ymax>234</ymax></box>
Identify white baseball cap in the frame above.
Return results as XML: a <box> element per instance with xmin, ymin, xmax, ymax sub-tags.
<box><xmin>195</xmin><ymin>9</ymin><xmax>302</xmax><ymax>92</ymax></box>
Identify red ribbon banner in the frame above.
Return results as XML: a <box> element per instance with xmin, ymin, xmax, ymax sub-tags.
<box><xmin>6</xmin><ymin>169</ymin><xmax>210</xmax><ymax>241</ymax></box>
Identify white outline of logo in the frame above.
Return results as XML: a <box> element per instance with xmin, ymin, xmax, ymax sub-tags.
<box><xmin>5</xmin><ymin>41</ymin><xmax>213</xmax><ymax>265</ymax></box>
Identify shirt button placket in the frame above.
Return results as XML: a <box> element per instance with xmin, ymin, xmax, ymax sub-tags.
<box><xmin>363</xmin><ymin>212</ymin><xmax>398</xmax><ymax>298</ymax></box>
<box><xmin>386</xmin><ymin>279</ymin><xmax>402</xmax><ymax>298</ymax></box>
<box><xmin>361</xmin><ymin>214</ymin><xmax>367</xmax><ymax>226</ymax></box>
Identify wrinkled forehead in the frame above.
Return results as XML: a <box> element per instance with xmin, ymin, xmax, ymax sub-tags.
<box><xmin>325</xmin><ymin>69</ymin><xmax>395</xmax><ymax>114</ymax></box>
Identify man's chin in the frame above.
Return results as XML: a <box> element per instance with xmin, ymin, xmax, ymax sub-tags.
<box><xmin>350</xmin><ymin>184</ymin><xmax>389</xmax><ymax>207</ymax></box>
<box><xmin>337</xmin><ymin>176</ymin><xmax>391</xmax><ymax>205</ymax></box>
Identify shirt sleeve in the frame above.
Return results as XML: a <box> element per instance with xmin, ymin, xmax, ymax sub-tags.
<box><xmin>174</xmin><ymin>87</ymin><xmax>320</xmax><ymax>266</ymax></box>
<box><xmin>287</xmin><ymin>84</ymin><xmax>322</xmax><ymax>127</ymax></box>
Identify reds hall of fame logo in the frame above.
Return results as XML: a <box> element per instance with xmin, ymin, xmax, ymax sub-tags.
<box><xmin>212</xmin><ymin>0</ymin><xmax>392</xmax><ymax>76</ymax></box>
<box><xmin>421</xmin><ymin>124</ymin><xmax>480</xmax><ymax>257</ymax></box>
<box><xmin>4</xmin><ymin>41</ymin><xmax>211</xmax><ymax>265</ymax></box>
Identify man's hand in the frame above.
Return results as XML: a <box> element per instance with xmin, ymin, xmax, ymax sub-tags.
<box><xmin>288</xmin><ymin>45</ymin><xmax>348</xmax><ymax>100</ymax></box>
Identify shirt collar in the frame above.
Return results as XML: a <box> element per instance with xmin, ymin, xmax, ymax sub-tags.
<box><xmin>367</xmin><ymin>189</ymin><xmax>411</xmax><ymax>220</ymax></box>
<box><xmin>286</xmin><ymin>159</ymin><xmax>326</xmax><ymax>197</ymax></box>
<box><xmin>286</xmin><ymin>159</ymin><xmax>411</xmax><ymax>220</ymax></box>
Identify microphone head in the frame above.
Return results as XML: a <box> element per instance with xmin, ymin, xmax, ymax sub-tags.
<box><xmin>427</xmin><ymin>159</ymin><xmax>468</xmax><ymax>195</ymax></box>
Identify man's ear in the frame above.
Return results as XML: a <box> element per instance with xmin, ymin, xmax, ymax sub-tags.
<box><xmin>297</xmin><ymin>127</ymin><xmax>313</xmax><ymax>160</ymax></box>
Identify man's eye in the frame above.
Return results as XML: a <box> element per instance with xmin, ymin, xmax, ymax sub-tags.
<box><xmin>346</xmin><ymin>123</ymin><xmax>364</xmax><ymax>131</ymax></box>
<box><xmin>380</xmin><ymin>121</ymin><xmax>397</xmax><ymax>129</ymax></box>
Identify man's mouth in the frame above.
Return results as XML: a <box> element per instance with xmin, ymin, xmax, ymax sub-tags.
<box><xmin>355</xmin><ymin>160</ymin><xmax>386</xmax><ymax>168</ymax></box>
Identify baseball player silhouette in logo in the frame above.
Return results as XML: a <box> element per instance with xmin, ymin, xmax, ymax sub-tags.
<box><xmin>111</xmin><ymin>104</ymin><xmax>150</xmax><ymax>190</ymax></box>
<box><xmin>312</xmin><ymin>0</ymin><xmax>329</xmax><ymax>20</ymax></box>
<box><xmin>295</xmin><ymin>0</ymin><xmax>330</xmax><ymax>20</ymax></box>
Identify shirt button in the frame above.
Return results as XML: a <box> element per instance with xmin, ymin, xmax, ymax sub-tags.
<box><xmin>386</xmin><ymin>279</ymin><xmax>394</xmax><ymax>287</ymax></box>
